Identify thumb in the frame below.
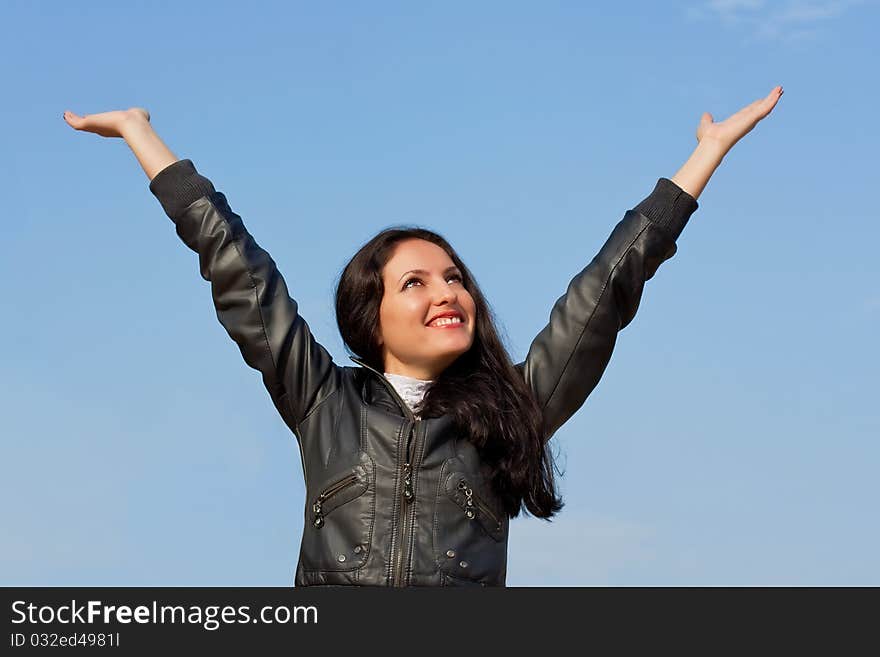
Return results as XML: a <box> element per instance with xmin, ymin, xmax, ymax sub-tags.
<box><xmin>695</xmin><ymin>111</ymin><xmax>714</xmax><ymax>142</ymax></box>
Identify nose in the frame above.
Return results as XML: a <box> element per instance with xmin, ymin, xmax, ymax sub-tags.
<box><xmin>433</xmin><ymin>281</ymin><xmax>458</xmax><ymax>305</ymax></box>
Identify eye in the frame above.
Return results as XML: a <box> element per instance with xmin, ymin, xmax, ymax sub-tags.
<box><xmin>402</xmin><ymin>273</ymin><xmax>463</xmax><ymax>290</ymax></box>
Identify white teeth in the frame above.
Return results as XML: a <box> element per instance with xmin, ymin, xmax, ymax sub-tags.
<box><xmin>429</xmin><ymin>316</ymin><xmax>462</xmax><ymax>327</ymax></box>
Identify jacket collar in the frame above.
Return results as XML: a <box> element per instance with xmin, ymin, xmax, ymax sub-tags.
<box><xmin>349</xmin><ymin>356</ymin><xmax>416</xmax><ymax>421</ymax></box>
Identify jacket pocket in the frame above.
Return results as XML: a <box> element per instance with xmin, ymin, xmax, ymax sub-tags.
<box><xmin>445</xmin><ymin>473</ymin><xmax>503</xmax><ymax>541</ymax></box>
<box><xmin>300</xmin><ymin>452</ymin><xmax>375</xmax><ymax>572</ymax></box>
<box><xmin>433</xmin><ymin>461</ymin><xmax>508</xmax><ymax>586</ymax></box>
<box><xmin>311</xmin><ymin>471</ymin><xmax>364</xmax><ymax>528</ymax></box>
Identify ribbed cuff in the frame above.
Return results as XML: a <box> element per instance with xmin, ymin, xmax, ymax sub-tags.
<box><xmin>632</xmin><ymin>177</ymin><xmax>699</xmax><ymax>242</ymax></box>
<box><xmin>148</xmin><ymin>158</ymin><xmax>216</xmax><ymax>219</ymax></box>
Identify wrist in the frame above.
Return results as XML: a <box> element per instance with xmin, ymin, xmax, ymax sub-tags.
<box><xmin>119</xmin><ymin>112</ymin><xmax>153</xmax><ymax>142</ymax></box>
<box><xmin>696</xmin><ymin>136</ymin><xmax>730</xmax><ymax>159</ymax></box>
<box><xmin>669</xmin><ymin>138</ymin><xmax>727</xmax><ymax>201</ymax></box>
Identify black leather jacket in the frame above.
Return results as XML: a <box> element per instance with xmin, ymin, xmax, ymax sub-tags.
<box><xmin>148</xmin><ymin>159</ymin><xmax>698</xmax><ymax>586</ymax></box>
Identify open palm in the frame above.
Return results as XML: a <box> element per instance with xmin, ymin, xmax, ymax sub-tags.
<box><xmin>63</xmin><ymin>107</ymin><xmax>150</xmax><ymax>139</ymax></box>
<box><xmin>696</xmin><ymin>86</ymin><xmax>783</xmax><ymax>150</ymax></box>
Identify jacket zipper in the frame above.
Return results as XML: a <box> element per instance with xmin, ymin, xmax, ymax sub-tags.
<box><xmin>348</xmin><ymin>356</ymin><xmax>420</xmax><ymax>586</ymax></box>
<box><xmin>392</xmin><ymin>416</ymin><xmax>422</xmax><ymax>586</ymax></box>
<box><xmin>312</xmin><ymin>472</ymin><xmax>359</xmax><ymax>529</ymax></box>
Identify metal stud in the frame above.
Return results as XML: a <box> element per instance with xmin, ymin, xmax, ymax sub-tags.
<box><xmin>446</xmin><ymin>550</ymin><xmax>455</xmax><ymax>558</ymax></box>
<box><xmin>459</xmin><ymin>560</ymin><xmax>469</xmax><ymax>568</ymax></box>
<box><xmin>337</xmin><ymin>554</ymin><xmax>346</xmax><ymax>562</ymax></box>
<box><xmin>353</xmin><ymin>546</ymin><xmax>362</xmax><ymax>554</ymax></box>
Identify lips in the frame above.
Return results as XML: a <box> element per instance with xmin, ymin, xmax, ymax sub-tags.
<box><xmin>427</xmin><ymin>317</ymin><xmax>464</xmax><ymax>329</ymax></box>
<box><xmin>426</xmin><ymin>310</ymin><xmax>464</xmax><ymax>326</ymax></box>
<box><xmin>426</xmin><ymin>310</ymin><xmax>464</xmax><ymax>328</ymax></box>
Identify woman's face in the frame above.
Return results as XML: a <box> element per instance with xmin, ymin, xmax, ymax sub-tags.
<box><xmin>378</xmin><ymin>238</ymin><xmax>476</xmax><ymax>380</ymax></box>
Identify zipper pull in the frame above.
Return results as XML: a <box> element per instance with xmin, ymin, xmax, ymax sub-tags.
<box><xmin>401</xmin><ymin>418</ymin><xmax>420</xmax><ymax>503</ymax></box>
<box><xmin>458</xmin><ymin>479</ymin><xmax>476</xmax><ymax>519</ymax></box>
<box><xmin>312</xmin><ymin>499</ymin><xmax>325</xmax><ymax>528</ymax></box>
<box><xmin>311</xmin><ymin>472</ymin><xmax>359</xmax><ymax>529</ymax></box>
<box><xmin>402</xmin><ymin>463</ymin><xmax>414</xmax><ymax>501</ymax></box>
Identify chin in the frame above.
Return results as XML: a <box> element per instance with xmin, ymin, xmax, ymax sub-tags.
<box><xmin>444</xmin><ymin>343</ymin><xmax>473</xmax><ymax>364</ymax></box>
<box><xmin>425</xmin><ymin>333</ymin><xmax>474</xmax><ymax>362</ymax></box>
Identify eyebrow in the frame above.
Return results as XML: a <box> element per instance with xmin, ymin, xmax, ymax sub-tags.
<box><xmin>398</xmin><ymin>266</ymin><xmax>461</xmax><ymax>283</ymax></box>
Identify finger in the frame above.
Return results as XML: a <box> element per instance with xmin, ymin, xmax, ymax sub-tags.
<box><xmin>747</xmin><ymin>97</ymin><xmax>765</xmax><ymax>111</ymax></box>
<box><xmin>745</xmin><ymin>91</ymin><xmax>778</xmax><ymax>118</ymax></box>
<box><xmin>759</xmin><ymin>86</ymin><xmax>784</xmax><ymax>114</ymax></box>
<box><xmin>63</xmin><ymin>110</ymin><xmax>83</xmax><ymax>128</ymax></box>
<box><xmin>762</xmin><ymin>86</ymin><xmax>783</xmax><ymax>106</ymax></box>
<box><xmin>731</xmin><ymin>98</ymin><xmax>764</xmax><ymax>119</ymax></box>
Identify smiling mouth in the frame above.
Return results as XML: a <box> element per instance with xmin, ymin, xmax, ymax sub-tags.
<box><xmin>427</xmin><ymin>317</ymin><xmax>465</xmax><ymax>328</ymax></box>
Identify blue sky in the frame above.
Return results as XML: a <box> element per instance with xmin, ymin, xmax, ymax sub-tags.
<box><xmin>2</xmin><ymin>0</ymin><xmax>877</xmax><ymax>585</ymax></box>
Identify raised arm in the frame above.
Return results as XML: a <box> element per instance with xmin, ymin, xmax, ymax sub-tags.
<box><xmin>516</xmin><ymin>86</ymin><xmax>784</xmax><ymax>441</ymax></box>
<box><xmin>516</xmin><ymin>179</ymin><xmax>698</xmax><ymax>442</ymax></box>
<box><xmin>64</xmin><ymin>108</ymin><xmax>341</xmax><ymax>435</ymax></box>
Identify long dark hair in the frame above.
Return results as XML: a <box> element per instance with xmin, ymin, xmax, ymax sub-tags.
<box><xmin>335</xmin><ymin>226</ymin><xmax>564</xmax><ymax>520</ymax></box>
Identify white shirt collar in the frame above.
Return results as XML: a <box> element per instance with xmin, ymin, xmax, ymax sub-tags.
<box><xmin>383</xmin><ymin>372</ymin><xmax>434</xmax><ymax>417</ymax></box>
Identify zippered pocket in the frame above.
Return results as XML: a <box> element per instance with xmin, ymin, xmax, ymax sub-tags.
<box><xmin>433</xmin><ymin>458</ymin><xmax>508</xmax><ymax>585</ymax></box>
<box><xmin>444</xmin><ymin>471</ymin><xmax>504</xmax><ymax>541</ymax></box>
<box><xmin>301</xmin><ymin>454</ymin><xmax>376</xmax><ymax>573</ymax></box>
<box><xmin>311</xmin><ymin>465</ymin><xmax>369</xmax><ymax>529</ymax></box>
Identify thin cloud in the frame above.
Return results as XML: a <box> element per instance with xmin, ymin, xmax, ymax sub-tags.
<box><xmin>687</xmin><ymin>0</ymin><xmax>872</xmax><ymax>45</ymax></box>
<box><xmin>709</xmin><ymin>0</ymin><xmax>766</xmax><ymax>13</ymax></box>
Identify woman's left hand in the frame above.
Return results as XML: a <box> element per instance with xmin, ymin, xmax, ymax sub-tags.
<box><xmin>696</xmin><ymin>86</ymin><xmax>784</xmax><ymax>151</ymax></box>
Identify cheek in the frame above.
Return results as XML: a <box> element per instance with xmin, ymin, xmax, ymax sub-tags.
<box><xmin>464</xmin><ymin>294</ymin><xmax>477</xmax><ymax>322</ymax></box>
<box><xmin>380</xmin><ymin>297</ymin><xmax>423</xmax><ymax>333</ymax></box>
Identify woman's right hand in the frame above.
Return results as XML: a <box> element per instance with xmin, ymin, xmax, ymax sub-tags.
<box><xmin>63</xmin><ymin>107</ymin><xmax>150</xmax><ymax>139</ymax></box>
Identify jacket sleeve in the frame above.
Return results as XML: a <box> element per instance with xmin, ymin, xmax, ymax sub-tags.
<box><xmin>516</xmin><ymin>177</ymin><xmax>698</xmax><ymax>442</ymax></box>
<box><xmin>149</xmin><ymin>159</ymin><xmax>341</xmax><ymax>434</ymax></box>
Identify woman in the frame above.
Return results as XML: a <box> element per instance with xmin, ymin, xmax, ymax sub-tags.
<box><xmin>63</xmin><ymin>86</ymin><xmax>783</xmax><ymax>586</ymax></box>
